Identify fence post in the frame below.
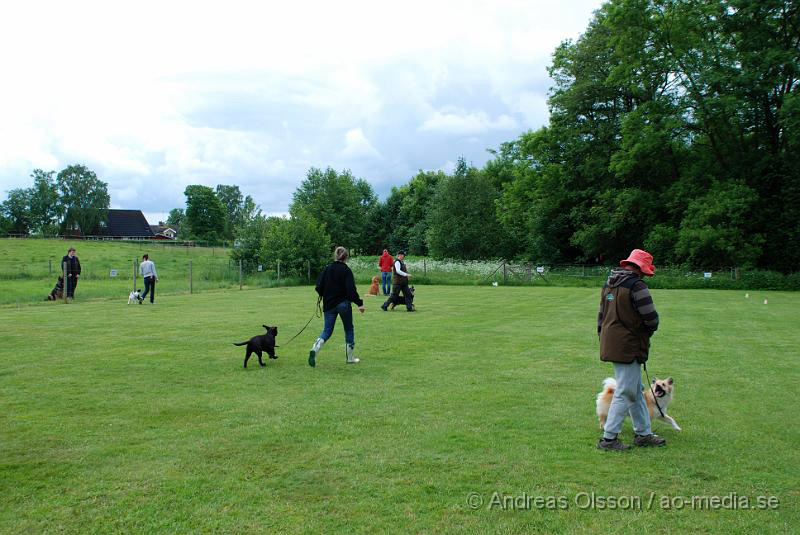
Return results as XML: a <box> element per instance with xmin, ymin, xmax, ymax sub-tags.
<box><xmin>424</xmin><ymin>258</ymin><xmax>426</xmax><ymax>275</ymax></box>
<box><xmin>503</xmin><ymin>260</ymin><xmax>507</xmax><ymax>284</ymax></box>
<box><xmin>62</xmin><ymin>260</ymin><xmax>67</xmax><ymax>303</ymax></box>
<box><xmin>189</xmin><ymin>260</ymin><xmax>193</xmax><ymax>294</ymax></box>
<box><xmin>277</xmin><ymin>260</ymin><xmax>281</xmax><ymax>285</ymax></box>
<box><xmin>307</xmin><ymin>260</ymin><xmax>311</xmax><ymax>283</ymax></box>
<box><xmin>239</xmin><ymin>260</ymin><xmax>242</xmax><ymax>290</ymax></box>
<box><xmin>133</xmin><ymin>258</ymin><xmax>137</xmax><ymax>292</ymax></box>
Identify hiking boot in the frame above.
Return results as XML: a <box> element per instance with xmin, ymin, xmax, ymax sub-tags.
<box><xmin>634</xmin><ymin>434</ymin><xmax>666</xmax><ymax>447</ymax></box>
<box><xmin>597</xmin><ymin>437</ymin><xmax>631</xmax><ymax>451</ymax></box>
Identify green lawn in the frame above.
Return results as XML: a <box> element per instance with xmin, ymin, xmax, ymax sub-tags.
<box><xmin>1</xmin><ymin>286</ymin><xmax>797</xmax><ymax>534</ymax></box>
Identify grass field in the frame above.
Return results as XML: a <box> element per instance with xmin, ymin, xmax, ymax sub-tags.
<box><xmin>1</xmin><ymin>285</ymin><xmax>798</xmax><ymax>534</ymax></box>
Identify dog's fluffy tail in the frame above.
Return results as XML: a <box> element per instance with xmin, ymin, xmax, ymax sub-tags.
<box><xmin>233</xmin><ymin>341</ymin><xmax>248</xmax><ymax>346</ymax></box>
<box><xmin>601</xmin><ymin>377</ymin><xmax>616</xmax><ymax>391</ymax></box>
<box><xmin>596</xmin><ymin>377</ymin><xmax>617</xmax><ymax>425</ymax></box>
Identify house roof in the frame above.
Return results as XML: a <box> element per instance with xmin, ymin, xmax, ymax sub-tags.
<box><xmin>150</xmin><ymin>224</ymin><xmax>179</xmax><ymax>235</ymax></box>
<box><xmin>105</xmin><ymin>210</ymin><xmax>155</xmax><ymax>237</ymax></box>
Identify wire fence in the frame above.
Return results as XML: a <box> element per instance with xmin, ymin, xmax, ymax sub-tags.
<box><xmin>0</xmin><ymin>257</ymin><xmax>317</xmax><ymax>306</ymax></box>
<box><xmin>2</xmin><ymin>251</ymin><xmax>798</xmax><ymax>306</ymax></box>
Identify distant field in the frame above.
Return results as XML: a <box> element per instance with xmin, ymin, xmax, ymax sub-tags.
<box><xmin>1</xmin><ymin>285</ymin><xmax>797</xmax><ymax>534</ymax></box>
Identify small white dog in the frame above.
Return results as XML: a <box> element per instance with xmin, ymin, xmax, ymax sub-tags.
<box><xmin>128</xmin><ymin>289</ymin><xmax>143</xmax><ymax>304</ymax></box>
<box><xmin>596</xmin><ymin>376</ymin><xmax>681</xmax><ymax>431</ymax></box>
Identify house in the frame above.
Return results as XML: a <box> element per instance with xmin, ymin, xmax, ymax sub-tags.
<box><xmin>150</xmin><ymin>221</ymin><xmax>180</xmax><ymax>240</ymax></box>
<box><xmin>100</xmin><ymin>209</ymin><xmax>155</xmax><ymax>239</ymax></box>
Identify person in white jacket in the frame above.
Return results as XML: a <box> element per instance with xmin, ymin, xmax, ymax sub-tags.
<box><xmin>380</xmin><ymin>251</ymin><xmax>414</xmax><ymax>312</ymax></box>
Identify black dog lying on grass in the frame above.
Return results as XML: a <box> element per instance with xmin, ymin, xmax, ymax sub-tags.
<box><xmin>234</xmin><ymin>325</ymin><xmax>278</xmax><ymax>368</ymax></box>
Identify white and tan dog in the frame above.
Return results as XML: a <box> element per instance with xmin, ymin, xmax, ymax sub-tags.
<box><xmin>596</xmin><ymin>376</ymin><xmax>681</xmax><ymax>431</ymax></box>
<box><xmin>128</xmin><ymin>289</ymin><xmax>143</xmax><ymax>304</ymax></box>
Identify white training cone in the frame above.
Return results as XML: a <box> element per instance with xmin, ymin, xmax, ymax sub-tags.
<box><xmin>745</xmin><ymin>293</ymin><xmax>749</xmax><ymax>298</ymax></box>
<box><xmin>763</xmin><ymin>298</ymin><xmax>768</xmax><ymax>305</ymax></box>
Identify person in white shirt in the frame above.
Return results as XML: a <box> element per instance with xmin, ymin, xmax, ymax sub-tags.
<box><xmin>380</xmin><ymin>251</ymin><xmax>414</xmax><ymax>312</ymax></box>
<box><xmin>139</xmin><ymin>254</ymin><xmax>158</xmax><ymax>304</ymax></box>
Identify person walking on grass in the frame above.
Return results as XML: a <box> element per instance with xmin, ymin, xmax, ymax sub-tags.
<box><xmin>139</xmin><ymin>254</ymin><xmax>158</xmax><ymax>304</ymax></box>
<box><xmin>381</xmin><ymin>250</ymin><xmax>414</xmax><ymax>312</ymax></box>
<box><xmin>596</xmin><ymin>249</ymin><xmax>665</xmax><ymax>451</ymax></box>
<box><xmin>308</xmin><ymin>247</ymin><xmax>365</xmax><ymax>367</ymax></box>
<box><xmin>378</xmin><ymin>249</ymin><xmax>393</xmax><ymax>296</ymax></box>
<box><xmin>61</xmin><ymin>247</ymin><xmax>81</xmax><ymax>302</ymax></box>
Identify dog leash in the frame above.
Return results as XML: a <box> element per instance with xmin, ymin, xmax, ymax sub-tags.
<box><xmin>642</xmin><ymin>361</ymin><xmax>666</xmax><ymax>418</ymax></box>
<box><xmin>282</xmin><ymin>296</ymin><xmax>322</xmax><ymax>346</ymax></box>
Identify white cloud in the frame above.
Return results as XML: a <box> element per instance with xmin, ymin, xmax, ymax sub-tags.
<box><xmin>419</xmin><ymin>110</ymin><xmax>519</xmax><ymax>135</ymax></box>
<box><xmin>341</xmin><ymin>128</ymin><xmax>381</xmax><ymax>160</ymax></box>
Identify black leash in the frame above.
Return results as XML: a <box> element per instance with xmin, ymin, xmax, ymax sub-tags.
<box><xmin>282</xmin><ymin>296</ymin><xmax>322</xmax><ymax>346</ymax></box>
<box><xmin>642</xmin><ymin>361</ymin><xmax>666</xmax><ymax>418</ymax></box>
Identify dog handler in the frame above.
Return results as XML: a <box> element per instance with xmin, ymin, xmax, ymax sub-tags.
<box><xmin>308</xmin><ymin>246</ymin><xmax>365</xmax><ymax>367</ymax></box>
<box><xmin>381</xmin><ymin>250</ymin><xmax>414</xmax><ymax>312</ymax></box>
<box><xmin>139</xmin><ymin>254</ymin><xmax>158</xmax><ymax>304</ymax></box>
<box><xmin>61</xmin><ymin>247</ymin><xmax>81</xmax><ymax>301</ymax></box>
<box><xmin>596</xmin><ymin>249</ymin><xmax>665</xmax><ymax>451</ymax></box>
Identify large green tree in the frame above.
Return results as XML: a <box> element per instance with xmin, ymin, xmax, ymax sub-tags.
<box><xmin>493</xmin><ymin>0</ymin><xmax>798</xmax><ymax>269</ymax></box>
<box><xmin>427</xmin><ymin>159</ymin><xmax>506</xmax><ymax>260</ymax></box>
<box><xmin>184</xmin><ymin>185</ymin><xmax>226</xmax><ymax>241</ymax></box>
<box><xmin>261</xmin><ymin>212</ymin><xmax>332</xmax><ymax>276</ymax></box>
<box><xmin>1</xmin><ymin>188</ymin><xmax>32</xmax><ymax>234</ymax></box>
<box><xmin>28</xmin><ymin>169</ymin><xmax>60</xmax><ymax>235</ymax></box>
<box><xmin>215</xmin><ymin>184</ymin><xmax>259</xmax><ymax>240</ymax></box>
<box><xmin>289</xmin><ymin>167</ymin><xmax>376</xmax><ymax>253</ymax></box>
<box><xmin>56</xmin><ymin>164</ymin><xmax>110</xmax><ymax>236</ymax></box>
<box><xmin>167</xmin><ymin>208</ymin><xmax>185</xmax><ymax>226</ymax></box>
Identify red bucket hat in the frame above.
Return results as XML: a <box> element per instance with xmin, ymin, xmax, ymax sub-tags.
<box><xmin>620</xmin><ymin>249</ymin><xmax>656</xmax><ymax>276</ymax></box>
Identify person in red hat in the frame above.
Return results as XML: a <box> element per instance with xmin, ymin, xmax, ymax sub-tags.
<box><xmin>596</xmin><ymin>249</ymin><xmax>665</xmax><ymax>451</ymax></box>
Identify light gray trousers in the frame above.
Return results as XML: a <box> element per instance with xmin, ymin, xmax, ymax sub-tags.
<box><xmin>603</xmin><ymin>361</ymin><xmax>652</xmax><ymax>439</ymax></box>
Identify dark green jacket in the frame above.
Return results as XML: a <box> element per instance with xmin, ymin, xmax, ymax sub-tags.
<box><xmin>598</xmin><ymin>269</ymin><xmax>659</xmax><ymax>363</ymax></box>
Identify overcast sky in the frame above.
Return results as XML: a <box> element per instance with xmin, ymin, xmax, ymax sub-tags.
<box><xmin>1</xmin><ymin>0</ymin><xmax>603</xmax><ymax>223</ymax></box>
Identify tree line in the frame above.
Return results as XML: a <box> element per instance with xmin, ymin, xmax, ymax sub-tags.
<box><xmin>0</xmin><ymin>165</ymin><xmax>111</xmax><ymax>237</ymax></box>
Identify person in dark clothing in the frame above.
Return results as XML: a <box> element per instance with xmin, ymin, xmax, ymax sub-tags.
<box><xmin>596</xmin><ymin>249</ymin><xmax>665</xmax><ymax>451</ymax></box>
<box><xmin>61</xmin><ymin>247</ymin><xmax>81</xmax><ymax>301</ymax></box>
<box><xmin>308</xmin><ymin>246</ymin><xmax>365</xmax><ymax>367</ymax></box>
<box><xmin>381</xmin><ymin>250</ymin><xmax>414</xmax><ymax>311</ymax></box>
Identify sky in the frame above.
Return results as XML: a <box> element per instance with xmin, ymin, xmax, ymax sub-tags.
<box><xmin>0</xmin><ymin>0</ymin><xmax>604</xmax><ymax>224</ymax></box>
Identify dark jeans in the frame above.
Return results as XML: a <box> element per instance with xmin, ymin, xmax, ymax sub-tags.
<box><xmin>384</xmin><ymin>283</ymin><xmax>413</xmax><ymax>310</ymax></box>
<box><xmin>381</xmin><ymin>272</ymin><xmax>392</xmax><ymax>295</ymax></box>
<box><xmin>66</xmin><ymin>275</ymin><xmax>78</xmax><ymax>298</ymax></box>
<box><xmin>320</xmin><ymin>300</ymin><xmax>354</xmax><ymax>345</ymax></box>
<box><xmin>142</xmin><ymin>276</ymin><xmax>156</xmax><ymax>303</ymax></box>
